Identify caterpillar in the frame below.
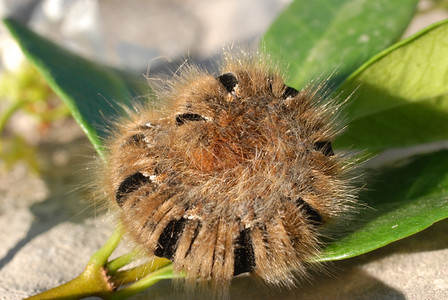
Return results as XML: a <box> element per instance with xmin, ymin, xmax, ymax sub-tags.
<box><xmin>103</xmin><ymin>52</ymin><xmax>357</xmax><ymax>296</ymax></box>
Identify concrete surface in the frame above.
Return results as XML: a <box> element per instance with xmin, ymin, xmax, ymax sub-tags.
<box><xmin>0</xmin><ymin>0</ymin><xmax>447</xmax><ymax>299</ymax></box>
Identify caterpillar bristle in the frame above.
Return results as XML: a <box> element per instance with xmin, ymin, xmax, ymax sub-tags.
<box><xmin>101</xmin><ymin>50</ymin><xmax>358</xmax><ymax>298</ymax></box>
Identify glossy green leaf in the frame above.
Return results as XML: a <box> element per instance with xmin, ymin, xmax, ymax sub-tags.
<box><xmin>335</xmin><ymin>19</ymin><xmax>448</xmax><ymax>151</ymax></box>
<box><xmin>262</xmin><ymin>0</ymin><xmax>418</xmax><ymax>90</ymax></box>
<box><xmin>3</xmin><ymin>18</ymin><xmax>147</xmax><ymax>160</ymax></box>
<box><xmin>319</xmin><ymin>150</ymin><xmax>448</xmax><ymax>261</ymax></box>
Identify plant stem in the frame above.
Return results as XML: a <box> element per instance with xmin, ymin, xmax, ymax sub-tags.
<box><xmin>107</xmin><ymin>264</ymin><xmax>176</xmax><ymax>300</ymax></box>
<box><xmin>107</xmin><ymin>249</ymin><xmax>142</xmax><ymax>273</ymax></box>
<box><xmin>25</xmin><ymin>224</ymin><xmax>124</xmax><ymax>299</ymax></box>
<box><xmin>25</xmin><ymin>262</ymin><xmax>114</xmax><ymax>300</ymax></box>
<box><xmin>24</xmin><ymin>223</ymin><xmax>177</xmax><ymax>299</ymax></box>
<box><xmin>90</xmin><ymin>223</ymin><xmax>124</xmax><ymax>266</ymax></box>
<box><xmin>111</xmin><ymin>258</ymin><xmax>172</xmax><ymax>285</ymax></box>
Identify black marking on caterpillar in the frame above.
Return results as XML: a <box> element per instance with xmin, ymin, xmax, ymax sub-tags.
<box><xmin>295</xmin><ymin>198</ymin><xmax>323</xmax><ymax>225</ymax></box>
<box><xmin>217</xmin><ymin>72</ymin><xmax>238</xmax><ymax>93</ymax></box>
<box><xmin>175</xmin><ymin>113</ymin><xmax>206</xmax><ymax>126</ymax></box>
<box><xmin>282</xmin><ymin>85</ymin><xmax>299</xmax><ymax>99</ymax></box>
<box><xmin>314</xmin><ymin>141</ymin><xmax>335</xmax><ymax>156</ymax></box>
<box><xmin>115</xmin><ymin>172</ymin><xmax>151</xmax><ymax>207</ymax></box>
<box><xmin>233</xmin><ymin>228</ymin><xmax>256</xmax><ymax>276</ymax></box>
<box><xmin>154</xmin><ymin>217</ymin><xmax>187</xmax><ymax>260</ymax></box>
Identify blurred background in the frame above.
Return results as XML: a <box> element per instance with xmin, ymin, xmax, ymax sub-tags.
<box><xmin>0</xmin><ymin>0</ymin><xmax>448</xmax><ymax>299</ymax></box>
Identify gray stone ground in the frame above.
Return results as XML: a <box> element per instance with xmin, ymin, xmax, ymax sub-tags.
<box><xmin>0</xmin><ymin>0</ymin><xmax>448</xmax><ymax>299</ymax></box>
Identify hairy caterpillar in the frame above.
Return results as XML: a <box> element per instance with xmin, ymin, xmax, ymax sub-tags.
<box><xmin>103</xmin><ymin>52</ymin><xmax>357</xmax><ymax>296</ymax></box>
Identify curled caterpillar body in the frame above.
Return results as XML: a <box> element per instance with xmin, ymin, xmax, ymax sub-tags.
<box><xmin>104</xmin><ymin>53</ymin><xmax>357</xmax><ymax>292</ymax></box>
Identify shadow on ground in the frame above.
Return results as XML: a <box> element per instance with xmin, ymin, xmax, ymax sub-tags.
<box><xmin>0</xmin><ymin>135</ymin><xmax>97</xmax><ymax>270</ymax></box>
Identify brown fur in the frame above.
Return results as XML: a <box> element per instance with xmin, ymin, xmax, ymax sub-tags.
<box><xmin>102</xmin><ymin>52</ymin><xmax>357</xmax><ymax>296</ymax></box>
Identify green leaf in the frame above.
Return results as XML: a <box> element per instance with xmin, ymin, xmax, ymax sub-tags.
<box><xmin>262</xmin><ymin>0</ymin><xmax>418</xmax><ymax>90</ymax></box>
<box><xmin>3</xmin><ymin>18</ymin><xmax>147</xmax><ymax>160</ymax></box>
<box><xmin>335</xmin><ymin>19</ymin><xmax>448</xmax><ymax>151</ymax></box>
<box><xmin>319</xmin><ymin>149</ymin><xmax>448</xmax><ymax>261</ymax></box>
